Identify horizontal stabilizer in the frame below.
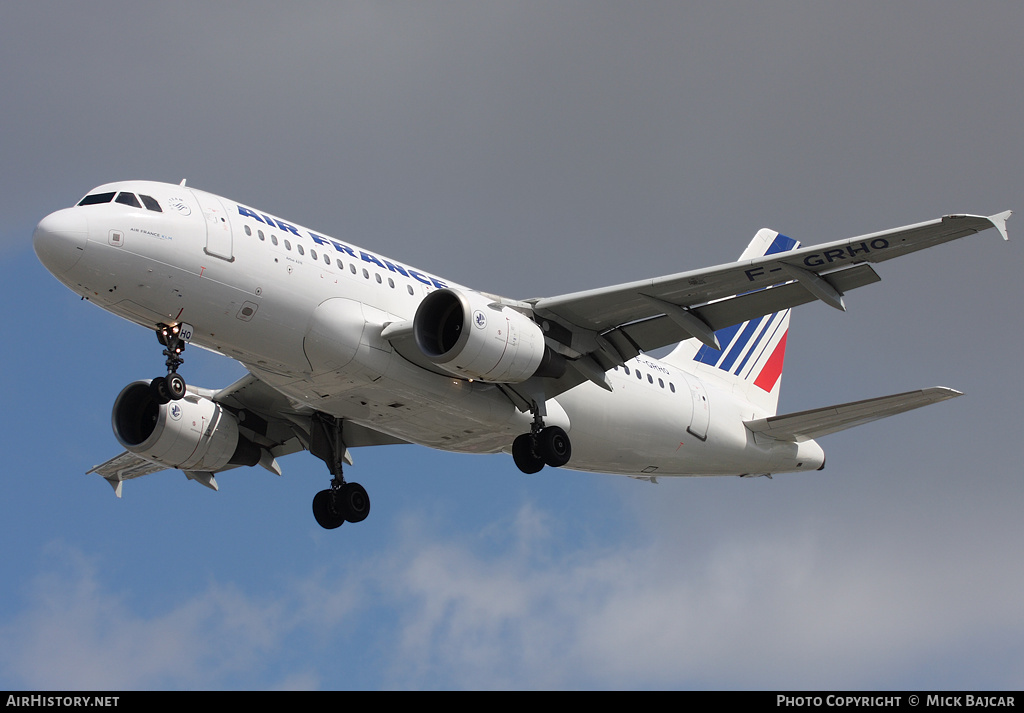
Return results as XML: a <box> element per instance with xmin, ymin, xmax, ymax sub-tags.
<box><xmin>744</xmin><ymin>387</ymin><xmax>962</xmax><ymax>442</ymax></box>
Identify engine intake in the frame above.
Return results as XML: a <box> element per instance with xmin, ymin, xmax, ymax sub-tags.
<box><xmin>413</xmin><ymin>288</ymin><xmax>561</xmax><ymax>383</ymax></box>
<box><xmin>112</xmin><ymin>381</ymin><xmax>260</xmax><ymax>472</ymax></box>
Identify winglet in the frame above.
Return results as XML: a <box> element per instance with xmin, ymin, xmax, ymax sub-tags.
<box><xmin>989</xmin><ymin>210</ymin><xmax>1012</xmax><ymax>241</ymax></box>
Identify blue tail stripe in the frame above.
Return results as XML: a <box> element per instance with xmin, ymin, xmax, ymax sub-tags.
<box><xmin>695</xmin><ymin>323</ymin><xmax>742</xmax><ymax>365</ymax></box>
<box><xmin>720</xmin><ymin>318</ymin><xmax>762</xmax><ymax>372</ymax></box>
<box><xmin>733</xmin><ymin>312</ymin><xmax>776</xmax><ymax>376</ymax></box>
<box><xmin>765</xmin><ymin>233</ymin><xmax>798</xmax><ymax>255</ymax></box>
<box><xmin>693</xmin><ymin>233</ymin><xmax>798</xmax><ymax>370</ymax></box>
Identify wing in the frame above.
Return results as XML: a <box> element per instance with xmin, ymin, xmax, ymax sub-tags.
<box><xmin>88</xmin><ymin>451</ymin><xmax>167</xmax><ymax>497</ymax></box>
<box><xmin>502</xmin><ymin>212</ymin><xmax>1010</xmax><ymax>406</ymax></box>
<box><xmin>744</xmin><ymin>387</ymin><xmax>962</xmax><ymax>442</ymax></box>
<box><xmin>89</xmin><ymin>372</ymin><xmax>407</xmax><ymax>495</ymax></box>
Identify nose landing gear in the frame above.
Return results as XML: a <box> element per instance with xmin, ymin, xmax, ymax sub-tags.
<box><xmin>150</xmin><ymin>323</ymin><xmax>189</xmax><ymax>404</ymax></box>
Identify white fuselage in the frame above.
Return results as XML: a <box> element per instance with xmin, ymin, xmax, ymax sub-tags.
<box><xmin>34</xmin><ymin>180</ymin><xmax>825</xmax><ymax>477</ymax></box>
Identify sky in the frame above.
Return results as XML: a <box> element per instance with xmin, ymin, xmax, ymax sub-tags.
<box><xmin>1</xmin><ymin>1</ymin><xmax>1022</xmax><ymax>691</ymax></box>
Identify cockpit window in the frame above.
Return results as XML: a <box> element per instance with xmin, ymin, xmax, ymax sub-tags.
<box><xmin>78</xmin><ymin>192</ymin><xmax>116</xmax><ymax>206</ymax></box>
<box><xmin>139</xmin><ymin>194</ymin><xmax>162</xmax><ymax>212</ymax></box>
<box><xmin>115</xmin><ymin>192</ymin><xmax>142</xmax><ymax>208</ymax></box>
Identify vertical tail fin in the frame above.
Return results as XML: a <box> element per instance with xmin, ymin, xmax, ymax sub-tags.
<box><xmin>663</xmin><ymin>229</ymin><xmax>800</xmax><ymax>416</ymax></box>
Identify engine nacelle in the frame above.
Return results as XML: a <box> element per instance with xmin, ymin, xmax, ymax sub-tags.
<box><xmin>414</xmin><ymin>288</ymin><xmax>555</xmax><ymax>383</ymax></box>
<box><xmin>112</xmin><ymin>381</ymin><xmax>260</xmax><ymax>472</ymax></box>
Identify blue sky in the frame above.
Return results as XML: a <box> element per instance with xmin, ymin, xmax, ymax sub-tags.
<box><xmin>1</xmin><ymin>2</ymin><xmax>1023</xmax><ymax>690</ymax></box>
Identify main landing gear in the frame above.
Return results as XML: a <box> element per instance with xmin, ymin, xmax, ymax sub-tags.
<box><xmin>309</xmin><ymin>413</ymin><xmax>371</xmax><ymax>529</ymax></box>
<box><xmin>511</xmin><ymin>405</ymin><xmax>571</xmax><ymax>474</ymax></box>
<box><xmin>150</xmin><ymin>323</ymin><xmax>187</xmax><ymax>404</ymax></box>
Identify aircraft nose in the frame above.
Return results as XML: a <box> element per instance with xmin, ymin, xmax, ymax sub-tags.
<box><xmin>33</xmin><ymin>208</ymin><xmax>89</xmax><ymax>276</ymax></box>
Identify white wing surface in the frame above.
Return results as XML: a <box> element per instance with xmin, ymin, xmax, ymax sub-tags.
<box><xmin>496</xmin><ymin>212</ymin><xmax>1009</xmax><ymax>407</ymax></box>
<box><xmin>532</xmin><ymin>212</ymin><xmax>1009</xmax><ymax>363</ymax></box>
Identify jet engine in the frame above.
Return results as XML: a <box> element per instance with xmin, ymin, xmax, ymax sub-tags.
<box><xmin>112</xmin><ymin>381</ymin><xmax>261</xmax><ymax>472</ymax></box>
<box><xmin>413</xmin><ymin>288</ymin><xmax>563</xmax><ymax>383</ymax></box>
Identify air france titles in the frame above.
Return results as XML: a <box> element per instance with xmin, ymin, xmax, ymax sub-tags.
<box><xmin>744</xmin><ymin>239</ymin><xmax>890</xmax><ymax>282</ymax></box>
<box><xmin>236</xmin><ymin>205</ymin><xmax>447</xmax><ymax>289</ymax></box>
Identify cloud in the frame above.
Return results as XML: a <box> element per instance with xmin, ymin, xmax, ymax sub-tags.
<box><xmin>0</xmin><ymin>543</ymin><xmax>290</xmax><ymax>690</ymax></box>
<box><xmin>3</xmin><ymin>499</ymin><xmax>1023</xmax><ymax>690</ymax></box>
<box><xmin>374</xmin><ymin>503</ymin><xmax>1024</xmax><ymax>690</ymax></box>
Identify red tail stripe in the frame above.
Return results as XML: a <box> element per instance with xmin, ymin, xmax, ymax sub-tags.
<box><xmin>753</xmin><ymin>330</ymin><xmax>787</xmax><ymax>393</ymax></box>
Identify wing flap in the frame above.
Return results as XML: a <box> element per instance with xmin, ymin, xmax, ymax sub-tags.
<box><xmin>744</xmin><ymin>387</ymin><xmax>962</xmax><ymax>442</ymax></box>
<box><xmin>606</xmin><ymin>263</ymin><xmax>881</xmax><ymax>357</ymax></box>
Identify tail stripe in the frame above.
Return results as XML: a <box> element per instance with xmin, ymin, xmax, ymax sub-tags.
<box><xmin>666</xmin><ymin>230</ymin><xmax>799</xmax><ymax>416</ymax></box>
<box><xmin>737</xmin><ymin>309</ymin><xmax>789</xmax><ymax>380</ymax></box>
<box><xmin>694</xmin><ymin>323</ymin><xmax>742</xmax><ymax>366</ymax></box>
<box><xmin>720</xmin><ymin>317</ymin><xmax>764</xmax><ymax>372</ymax></box>
<box><xmin>753</xmin><ymin>330</ymin><xmax>788</xmax><ymax>392</ymax></box>
<box><xmin>766</xmin><ymin>233</ymin><xmax>799</xmax><ymax>255</ymax></box>
<box><xmin>693</xmin><ymin>231</ymin><xmax>799</xmax><ymax>374</ymax></box>
<box><xmin>733</xmin><ymin>312</ymin><xmax>777</xmax><ymax>376</ymax></box>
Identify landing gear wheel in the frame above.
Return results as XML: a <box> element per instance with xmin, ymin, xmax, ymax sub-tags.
<box><xmin>312</xmin><ymin>489</ymin><xmax>345</xmax><ymax>529</ymax></box>
<box><xmin>337</xmin><ymin>482</ymin><xmax>370</xmax><ymax>523</ymax></box>
<box><xmin>166</xmin><ymin>373</ymin><xmax>186</xmax><ymax>401</ymax></box>
<box><xmin>538</xmin><ymin>426</ymin><xmax>571</xmax><ymax>467</ymax></box>
<box><xmin>150</xmin><ymin>376</ymin><xmax>171</xmax><ymax>405</ymax></box>
<box><xmin>512</xmin><ymin>433</ymin><xmax>545</xmax><ymax>474</ymax></box>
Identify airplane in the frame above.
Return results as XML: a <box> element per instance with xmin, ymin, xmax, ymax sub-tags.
<box><xmin>32</xmin><ymin>179</ymin><xmax>1011</xmax><ymax>529</ymax></box>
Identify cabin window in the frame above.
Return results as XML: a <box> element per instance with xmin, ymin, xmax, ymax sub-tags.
<box><xmin>388</xmin><ymin>277</ymin><xmax>395</xmax><ymax>288</ymax></box>
<box><xmin>324</xmin><ymin>254</ymin><xmax>330</xmax><ymax>265</ymax></box>
<box><xmin>350</xmin><ymin>264</ymin><xmax>356</xmax><ymax>274</ymax></box>
<box><xmin>78</xmin><ymin>192</ymin><xmax>116</xmax><ymax>206</ymax></box>
<box><xmin>139</xmin><ymin>194</ymin><xmax>162</xmax><ymax>212</ymax></box>
<box><xmin>284</xmin><ymin>239</ymin><xmax>291</xmax><ymax>251</ymax></box>
<box><xmin>407</xmin><ymin>285</ymin><xmax>414</xmax><ymax>295</ymax></box>
<box><xmin>636</xmin><ymin>371</ymin><xmax>642</xmax><ymax>380</ymax></box>
<box><xmin>647</xmin><ymin>374</ymin><xmax>654</xmax><ymax>384</ymax></box>
<box><xmin>258</xmin><ymin>230</ymin><xmax>265</xmax><ymax>241</ymax></box>
<box><xmin>244</xmin><ymin>225</ymin><xmax>252</xmax><ymax>236</ymax></box>
<box><xmin>297</xmin><ymin>244</ymin><xmax>304</xmax><ymax>255</ymax></box>
<box><xmin>375</xmin><ymin>273</ymin><xmax>382</xmax><ymax>284</ymax></box>
<box><xmin>271</xmin><ymin>235</ymin><xmax>278</xmax><ymax>246</ymax></box>
<box><xmin>623</xmin><ymin>366</ymin><xmax>630</xmax><ymax>375</ymax></box>
<box><xmin>310</xmin><ymin>249</ymin><xmax>317</xmax><ymax>260</ymax></box>
<box><xmin>337</xmin><ymin>259</ymin><xmax>344</xmax><ymax>270</ymax></box>
<box><xmin>658</xmin><ymin>378</ymin><xmax>664</xmax><ymax>388</ymax></box>
<box><xmin>670</xmin><ymin>383</ymin><xmax>676</xmax><ymax>393</ymax></box>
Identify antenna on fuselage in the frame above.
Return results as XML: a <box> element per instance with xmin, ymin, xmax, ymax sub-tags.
<box><xmin>179</xmin><ymin>179</ymin><xmax>187</xmax><ymax>187</ymax></box>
